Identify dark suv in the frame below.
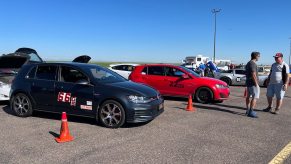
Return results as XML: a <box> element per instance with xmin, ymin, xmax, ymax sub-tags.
<box><xmin>10</xmin><ymin>63</ymin><xmax>164</xmax><ymax>128</ymax></box>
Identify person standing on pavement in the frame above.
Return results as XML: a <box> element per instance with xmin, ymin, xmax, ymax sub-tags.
<box><xmin>245</xmin><ymin>52</ymin><xmax>260</xmax><ymax>118</ymax></box>
<box><xmin>263</xmin><ymin>53</ymin><xmax>289</xmax><ymax>114</ymax></box>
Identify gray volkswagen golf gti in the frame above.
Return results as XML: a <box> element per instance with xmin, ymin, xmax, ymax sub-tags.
<box><xmin>10</xmin><ymin>62</ymin><xmax>164</xmax><ymax>128</ymax></box>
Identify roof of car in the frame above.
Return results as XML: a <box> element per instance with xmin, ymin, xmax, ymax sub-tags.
<box><xmin>109</xmin><ymin>63</ymin><xmax>139</xmax><ymax>67</ymax></box>
<box><xmin>32</xmin><ymin>62</ymin><xmax>100</xmax><ymax>68</ymax></box>
<box><xmin>138</xmin><ymin>63</ymin><xmax>179</xmax><ymax>67</ymax></box>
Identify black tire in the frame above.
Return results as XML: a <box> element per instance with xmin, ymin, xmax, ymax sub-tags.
<box><xmin>195</xmin><ymin>87</ymin><xmax>214</xmax><ymax>104</ymax></box>
<box><xmin>98</xmin><ymin>100</ymin><xmax>126</xmax><ymax>128</ymax></box>
<box><xmin>11</xmin><ymin>93</ymin><xmax>33</xmax><ymax>117</ymax></box>
<box><xmin>220</xmin><ymin>77</ymin><xmax>232</xmax><ymax>86</ymax></box>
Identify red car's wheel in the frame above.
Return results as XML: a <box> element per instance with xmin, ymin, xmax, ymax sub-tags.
<box><xmin>195</xmin><ymin>87</ymin><xmax>214</xmax><ymax>104</ymax></box>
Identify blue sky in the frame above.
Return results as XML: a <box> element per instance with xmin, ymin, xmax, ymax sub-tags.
<box><xmin>0</xmin><ymin>0</ymin><xmax>290</xmax><ymax>65</ymax></box>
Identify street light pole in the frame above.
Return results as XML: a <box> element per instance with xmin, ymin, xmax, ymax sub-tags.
<box><xmin>289</xmin><ymin>37</ymin><xmax>291</xmax><ymax>66</ymax></box>
<box><xmin>212</xmin><ymin>9</ymin><xmax>221</xmax><ymax>63</ymax></box>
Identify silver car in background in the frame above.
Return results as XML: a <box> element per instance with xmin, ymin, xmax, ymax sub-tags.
<box><xmin>214</xmin><ymin>69</ymin><xmax>269</xmax><ymax>87</ymax></box>
<box><xmin>214</xmin><ymin>69</ymin><xmax>246</xmax><ymax>86</ymax></box>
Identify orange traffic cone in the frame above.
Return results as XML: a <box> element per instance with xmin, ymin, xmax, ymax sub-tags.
<box><xmin>186</xmin><ymin>94</ymin><xmax>195</xmax><ymax>111</ymax></box>
<box><xmin>243</xmin><ymin>88</ymin><xmax>247</xmax><ymax>98</ymax></box>
<box><xmin>55</xmin><ymin>112</ymin><xmax>74</xmax><ymax>143</ymax></box>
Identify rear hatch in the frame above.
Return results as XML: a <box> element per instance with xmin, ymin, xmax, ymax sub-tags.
<box><xmin>0</xmin><ymin>55</ymin><xmax>28</xmax><ymax>84</ymax></box>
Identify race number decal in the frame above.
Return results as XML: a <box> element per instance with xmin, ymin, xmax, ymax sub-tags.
<box><xmin>70</xmin><ymin>97</ymin><xmax>77</xmax><ymax>106</ymax></box>
<box><xmin>57</xmin><ymin>92</ymin><xmax>73</xmax><ymax>102</ymax></box>
<box><xmin>57</xmin><ymin>92</ymin><xmax>71</xmax><ymax>102</ymax></box>
<box><xmin>236</xmin><ymin>77</ymin><xmax>241</xmax><ymax>82</ymax></box>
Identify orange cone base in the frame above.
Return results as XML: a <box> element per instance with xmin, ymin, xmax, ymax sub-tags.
<box><xmin>55</xmin><ymin>135</ymin><xmax>74</xmax><ymax>143</ymax></box>
<box><xmin>186</xmin><ymin>106</ymin><xmax>195</xmax><ymax>111</ymax></box>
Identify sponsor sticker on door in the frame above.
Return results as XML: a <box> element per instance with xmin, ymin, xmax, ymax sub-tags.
<box><xmin>80</xmin><ymin>105</ymin><xmax>92</xmax><ymax>110</ymax></box>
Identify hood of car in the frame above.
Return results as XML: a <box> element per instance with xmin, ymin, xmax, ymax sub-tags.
<box><xmin>107</xmin><ymin>81</ymin><xmax>159</xmax><ymax>97</ymax></box>
<box><xmin>199</xmin><ymin>77</ymin><xmax>228</xmax><ymax>86</ymax></box>
<box><xmin>72</xmin><ymin>55</ymin><xmax>91</xmax><ymax>63</ymax></box>
<box><xmin>0</xmin><ymin>55</ymin><xmax>28</xmax><ymax>69</ymax></box>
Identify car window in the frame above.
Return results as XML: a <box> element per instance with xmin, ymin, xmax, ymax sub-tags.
<box><xmin>112</xmin><ymin>65</ymin><xmax>125</xmax><ymax>71</ymax></box>
<box><xmin>148</xmin><ymin>66</ymin><xmax>164</xmax><ymax>76</ymax></box>
<box><xmin>26</xmin><ymin>66</ymin><xmax>37</xmax><ymax>79</ymax></box>
<box><xmin>179</xmin><ymin>66</ymin><xmax>200</xmax><ymax>77</ymax></box>
<box><xmin>235</xmin><ymin>70</ymin><xmax>246</xmax><ymax>75</ymax></box>
<box><xmin>89</xmin><ymin>66</ymin><xmax>126</xmax><ymax>83</ymax></box>
<box><xmin>35</xmin><ymin>65</ymin><xmax>57</xmax><ymax>81</ymax></box>
<box><xmin>164</xmin><ymin>67</ymin><xmax>184</xmax><ymax>77</ymax></box>
<box><xmin>60</xmin><ymin>66</ymin><xmax>89</xmax><ymax>83</ymax></box>
<box><xmin>221</xmin><ymin>70</ymin><xmax>233</xmax><ymax>74</ymax></box>
<box><xmin>28</xmin><ymin>53</ymin><xmax>42</xmax><ymax>62</ymax></box>
<box><xmin>127</xmin><ymin>65</ymin><xmax>135</xmax><ymax>72</ymax></box>
<box><xmin>141</xmin><ymin>67</ymin><xmax>147</xmax><ymax>75</ymax></box>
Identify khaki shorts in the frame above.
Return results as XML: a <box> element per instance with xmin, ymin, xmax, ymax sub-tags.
<box><xmin>247</xmin><ymin>86</ymin><xmax>260</xmax><ymax>99</ymax></box>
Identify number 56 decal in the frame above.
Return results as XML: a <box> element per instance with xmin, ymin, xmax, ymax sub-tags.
<box><xmin>57</xmin><ymin>92</ymin><xmax>77</xmax><ymax>106</ymax></box>
<box><xmin>58</xmin><ymin>92</ymin><xmax>71</xmax><ymax>102</ymax></box>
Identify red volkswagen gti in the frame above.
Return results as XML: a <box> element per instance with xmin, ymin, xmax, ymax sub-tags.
<box><xmin>129</xmin><ymin>64</ymin><xmax>230</xmax><ymax>103</ymax></box>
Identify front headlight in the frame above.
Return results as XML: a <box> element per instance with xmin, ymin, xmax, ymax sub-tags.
<box><xmin>127</xmin><ymin>95</ymin><xmax>153</xmax><ymax>103</ymax></box>
<box><xmin>216</xmin><ymin>84</ymin><xmax>228</xmax><ymax>88</ymax></box>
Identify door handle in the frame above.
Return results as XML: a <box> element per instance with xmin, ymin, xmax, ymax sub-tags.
<box><xmin>164</xmin><ymin>79</ymin><xmax>170</xmax><ymax>81</ymax></box>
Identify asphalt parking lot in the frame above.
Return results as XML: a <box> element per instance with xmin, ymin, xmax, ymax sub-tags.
<box><xmin>0</xmin><ymin>86</ymin><xmax>291</xmax><ymax>164</ymax></box>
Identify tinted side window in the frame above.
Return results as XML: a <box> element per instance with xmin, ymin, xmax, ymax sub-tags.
<box><xmin>112</xmin><ymin>65</ymin><xmax>124</xmax><ymax>71</ymax></box>
<box><xmin>127</xmin><ymin>65</ymin><xmax>135</xmax><ymax>71</ymax></box>
<box><xmin>60</xmin><ymin>66</ymin><xmax>88</xmax><ymax>83</ymax></box>
<box><xmin>35</xmin><ymin>66</ymin><xmax>57</xmax><ymax>80</ymax></box>
<box><xmin>142</xmin><ymin>67</ymin><xmax>147</xmax><ymax>75</ymax></box>
<box><xmin>26</xmin><ymin>66</ymin><xmax>37</xmax><ymax>79</ymax></box>
<box><xmin>235</xmin><ymin>70</ymin><xmax>246</xmax><ymax>75</ymax></box>
<box><xmin>148</xmin><ymin>66</ymin><xmax>164</xmax><ymax>76</ymax></box>
<box><xmin>222</xmin><ymin>70</ymin><xmax>233</xmax><ymax>74</ymax></box>
<box><xmin>165</xmin><ymin>67</ymin><xmax>184</xmax><ymax>77</ymax></box>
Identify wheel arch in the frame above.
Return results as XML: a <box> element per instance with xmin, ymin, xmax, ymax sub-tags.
<box><xmin>10</xmin><ymin>90</ymin><xmax>36</xmax><ymax>108</ymax></box>
<box><xmin>95</xmin><ymin>97</ymin><xmax>127</xmax><ymax>121</ymax></box>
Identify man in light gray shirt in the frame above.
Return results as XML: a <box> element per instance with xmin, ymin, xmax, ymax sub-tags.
<box><xmin>263</xmin><ymin>53</ymin><xmax>289</xmax><ymax>114</ymax></box>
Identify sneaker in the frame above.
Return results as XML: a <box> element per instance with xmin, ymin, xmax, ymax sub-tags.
<box><xmin>247</xmin><ymin>110</ymin><xmax>258</xmax><ymax>118</ymax></box>
<box><xmin>271</xmin><ymin>109</ymin><xmax>279</xmax><ymax>115</ymax></box>
<box><xmin>245</xmin><ymin>109</ymin><xmax>250</xmax><ymax>115</ymax></box>
<box><xmin>263</xmin><ymin>107</ymin><xmax>272</xmax><ymax>112</ymax></box>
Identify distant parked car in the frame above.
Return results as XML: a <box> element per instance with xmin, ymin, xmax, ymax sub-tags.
<box><xmin>214</xmin><ymin>69</ymin><xmax>246</xmax><ymax>86</ymax></box>
<box><xmin>0</xmin><ymin>48</ymin><xmax>43</xmax><ymax>101</ymax></box>
<box><xmin>108</xmin><ymin>63</ymin><xmax>139</xmax><ymax>79</ymax></box>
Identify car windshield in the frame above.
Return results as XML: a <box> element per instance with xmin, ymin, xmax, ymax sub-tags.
<box><xmin>86</xmin><ymin>65</ymin><xmax>127</xmax><ymax>83</ymax></box>
<box><xmin>179</xmin><ymin>66</ymin><xmax>200</xmax><ymax>77</ymax></box>
<box><xmin>27</xmin><ymin>53</ymin><xmax>42</xmax><ymax>62</ymax></box>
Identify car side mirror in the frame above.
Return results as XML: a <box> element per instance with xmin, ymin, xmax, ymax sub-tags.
<box><xmin>76</xmin><ymin>79</ymin><xmax>90</xmax><ymax>85</ymax></box>
<box><xmin>182</xmin><ymin>74</ymin><xmax>189</xmax><ymax>79</ymax></box>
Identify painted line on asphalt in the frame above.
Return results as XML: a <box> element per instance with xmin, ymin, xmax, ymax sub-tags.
<box><xmin>269</xmin><ymin>141</ymin><xmax>291</xmax><ymax>164</ymax></box>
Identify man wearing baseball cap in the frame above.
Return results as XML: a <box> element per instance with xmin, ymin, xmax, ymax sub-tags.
<box><xmin>263</xmin><ymin>53</ymin><xmax>290</xmax><ymax>114</ymax></box>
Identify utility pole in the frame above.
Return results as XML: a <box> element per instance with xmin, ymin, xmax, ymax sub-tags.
<box><xmin>289</xmin><ymin>37</ymin><xmax>291</xmax><ymax>66</ymax></box>
<box><xmin>212</xmin><ymin>9</ymin><xmax>221</xmax><ymax>63</ymax></box>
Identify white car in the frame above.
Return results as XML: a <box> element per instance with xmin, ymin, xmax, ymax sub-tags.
<box><xmin>108</xmin><ymin>64</ymin><xmax>139</xmax><ymax>79</ymax></box>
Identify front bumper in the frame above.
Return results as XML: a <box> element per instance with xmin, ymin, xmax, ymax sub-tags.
<box><xmin>0</xmin><ymin>84</ymin><xmax>10</xmax><ymax>101</ymax></box>
<box><xmin>126</xmin><ymin>98</ymin><xmax>164</xmax><ymax>123</ymax></box>
<box><xmin>215</xmin><ymin>88</ymin><xmax>230</xmax><ymax>100</ymax></box>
